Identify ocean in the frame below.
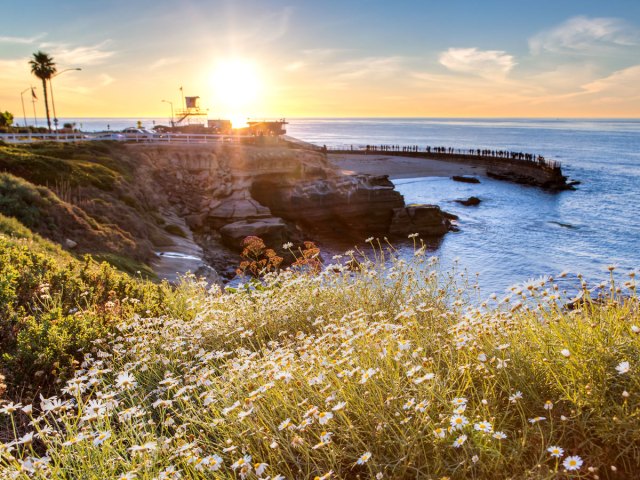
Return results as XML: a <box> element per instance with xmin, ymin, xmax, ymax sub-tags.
<box><xmin>52</xmin><ymin>117</ymin><xmax>640</xmax><ymax>294</ymax></box>
<box><xmin>286</xmin><ymin>118</ymin><xmax>640</xmax><ymax>294</ymax></box>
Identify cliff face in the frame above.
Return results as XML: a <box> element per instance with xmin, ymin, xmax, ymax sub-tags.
<box><xmin>251</xmin><ymin>174</ymin><xmax>405</xmax><ymax>235</ymax></box>
<box><xmin>128</xmin><ymin>144</ymin><xmax>453</xmax><ymax>260</ymax></box>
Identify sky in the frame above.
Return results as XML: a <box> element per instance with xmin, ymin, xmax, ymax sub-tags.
<box><xmin>1</xmin><ymin>0</ymin><xmax>639</xmax><ymax>121</ymax></box>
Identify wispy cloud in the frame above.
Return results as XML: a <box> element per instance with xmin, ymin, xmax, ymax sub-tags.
<box><xmin>0</xmin><ymin>59</ymin><xmax>24</xmax><ymax>81</ymax></box>
<box><xmin>529</xmin><ymin>16</ymin><xmax>639</xmax><ymax>55</ymax></box>
<box><xmin>301</xmin><ymin>48</ymin><xmax>343</xmax><ymax>58</ymax></box>
<box><xmin>227</xmin><ymin>6</ymin><xmax>294</xmax><ymax>45</ymax></box>
<box><xmin>284</xmin><ymin>61</ymin><xmax>305</xmax><ymax>72</ymax></box>
<box><xmin>149</xmin><ymin>57</ymin><xmax>180</xmax><ymax>70</ymax></box>
<box><xmin>41</xmin><ymin>40</ymin><xmax>115</xmax><ymax>66</ymax></box>
<box><xmin>332</xmin><ymin>56</ymin><xmax>406</xmax><ymax>81</ymax></box>
<box><xmin>579</xmin><ymin>64</ymin><xmax>640</xmax><ymax>98</ymax></box>
<box><xmin>99</xmin><ymin>73</ymin><xmax>115</xmax><ymax>87</ymax></box>
<box><xmin>0</xmin><ymin>33</ymin><xmax>46</xmax><ymax>44</ymax></box>
<box><xmin>439</xmin><ymin>47</ymin><xmax>515</xmax><ymax>79</ymax></box>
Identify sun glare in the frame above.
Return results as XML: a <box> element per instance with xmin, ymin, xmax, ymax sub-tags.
<box><xmin>211</xmin><ymin>58</ymin><xmax>262</xmax><ymax>127</ymax></box>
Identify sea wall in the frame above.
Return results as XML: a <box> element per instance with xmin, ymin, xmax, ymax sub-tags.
<box><xmin>328</xmin><ymin>149</ymin><xmax>570</xmax><ymax>190</ymax></box>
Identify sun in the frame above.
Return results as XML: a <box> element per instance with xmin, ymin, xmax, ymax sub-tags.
<box><xmin>211</xmin><ymin>58</ymin><xmax>262</xmax><ymax>127</ymax></box>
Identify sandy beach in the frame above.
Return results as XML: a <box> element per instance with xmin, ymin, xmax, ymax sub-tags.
<box><xmin>328</xmin><ymin>153</ymin><xmax>485</xmax><ymax>179</ymax></box>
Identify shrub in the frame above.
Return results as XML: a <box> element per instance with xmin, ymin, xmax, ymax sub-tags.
<box><xmin>0</xmin><ymin>223</ymin><xmax>185</xmax><ymax>399</ymax></box>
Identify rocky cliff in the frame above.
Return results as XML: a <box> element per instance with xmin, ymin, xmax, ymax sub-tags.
<box><xmin>127</xmin><ymin>143</ymin><xmax>454</xmax><ymax>274</ymax></box>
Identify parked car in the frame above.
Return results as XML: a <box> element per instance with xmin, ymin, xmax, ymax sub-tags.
<box><xmin>94</xmin><ymin>133</ymin><xmax>126</xmax><ymax>141</ymax></box>
<box><xmin>122</xmin><ymin>127</ymin><xmax>157</xmax><ymax>139</ymax></box>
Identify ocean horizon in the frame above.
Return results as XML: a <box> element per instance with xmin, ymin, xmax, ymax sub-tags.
<box><xmin>15</xmin><ymin>116</ymin><xmax>640</xmax><ymax>133</ymax></box>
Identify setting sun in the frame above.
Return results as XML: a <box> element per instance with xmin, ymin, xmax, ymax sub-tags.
<box><xmin>211</xmin><ymin>58</ymin><xmax>262</xmax><ymax>127</ymax></box>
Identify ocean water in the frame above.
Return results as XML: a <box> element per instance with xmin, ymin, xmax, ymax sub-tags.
<box><xmin>286</xmin><ymin>118</ymin><xmax>640</xmax><ymax>294</ymax></box>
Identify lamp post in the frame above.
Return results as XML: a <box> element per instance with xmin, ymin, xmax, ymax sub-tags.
<box><xmin>20</xmin><ymin>87</ymin><xmax>31</xmax><ymax>128</ymax></box>
<box><xmin>49</xmin><ymin>67</ymin><xmax>81</xmax><ymax>132</ymax></box>
<box><xmin>161</xmin><ymin>100</ymin><xmax>174</xmax><ymax>127</ymax></box>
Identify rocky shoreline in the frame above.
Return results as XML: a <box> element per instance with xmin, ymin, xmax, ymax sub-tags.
<box><xmin>127</xmin><ymin>143</ymin><xmax>456</xmax><ymax>280</ymax></box>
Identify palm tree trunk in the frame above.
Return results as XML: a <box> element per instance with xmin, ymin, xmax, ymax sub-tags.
<box><xmin>41</xmin><ymin>78</ymin><xmax>51</xmax><ymax>132</ymax></box>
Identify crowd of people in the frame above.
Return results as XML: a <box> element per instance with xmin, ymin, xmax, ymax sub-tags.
<box><xmin>360</xmin><ymin>144</ymin><xmax>546</xmax><ymax>162</ymax></box>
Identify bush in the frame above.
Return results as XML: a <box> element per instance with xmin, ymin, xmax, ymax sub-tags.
<box><xmin>0</xmin><ymin>222</ymin><xmax>184</xmax><ymax>399</ymax></box>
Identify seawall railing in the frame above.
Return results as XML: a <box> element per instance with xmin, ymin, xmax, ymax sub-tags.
<box><xmin>0</xmin><ymin>132</ymin><xmax>247</xmax><ymax>144</ymax></box>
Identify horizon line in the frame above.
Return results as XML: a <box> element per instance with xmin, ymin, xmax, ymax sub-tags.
<box><xmin>23</xmin><ymin>115</ymin><xmax>640</xmax><ymax>120</ymax></box>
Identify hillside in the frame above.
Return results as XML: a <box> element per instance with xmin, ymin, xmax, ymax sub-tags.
<box><xmin>0</xmin><ymin>213</ymin><xmax>192</xmax><ymax>398</ymax></box>
<box><xmin>0</xmin><ymin>142</ymin><xmax>185</xmax><ymax>276</ymax></box>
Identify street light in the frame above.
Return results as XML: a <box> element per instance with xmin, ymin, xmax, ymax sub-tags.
<box><xmin>19</xmin><ymin>86</ymin><xmax>38</xmax><ymax>128</ymax></box>
<box><xmin>161</xmin><ymin>99</ymin><xmax>174</xmax><ymax>127</ymax></box>
<box><xmin>20</xmin><ymin>87</ymin><xmax>30</xmax><ymax>128</ymax></box>
<box><xmin>49</xmin><ymin>67</ymin><xmax>81</xmax><ymax>132</ymax></box>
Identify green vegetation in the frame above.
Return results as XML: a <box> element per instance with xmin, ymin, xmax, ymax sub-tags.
<box><xmin>0</xmin><ymin>142</ymin><xmax>172</xmax><ymax>267</ymax></box>
<box><xmin>0</xmin><ymin>142</ymin><xmax>124</xmax><ymax>190</ymax></box>
<box><xmin>91</xmin><ymin>253</ymin><xmax>158</xmax><ymax>280</ymax></box>
<box><xmin>0</xmin><ymin>237</ymin><xmax>638</xmax><ymax>479</ymax></box>
<box><xmin>0</xmin><ymin>214</ymin><xmax>192</xmax><ymax>398</ymax></box>
<box><xmin>0</xmin><ymin>111</ymin><xmax>13</xmax><ymax>128</ymax></box>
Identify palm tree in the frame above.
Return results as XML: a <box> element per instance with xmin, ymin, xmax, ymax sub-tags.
<box><xmin>29</xmin><ymin>51</ymin><xmax>56</xmax><ymax>132</ymax></box>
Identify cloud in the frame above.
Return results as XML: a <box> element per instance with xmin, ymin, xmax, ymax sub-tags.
<box><xmin>301</xmin><ymin>48</ymin><xmax>342</xmax><ymax>58</ymax></box>
<box><xmin>41</xmin><ymin>40</ymin><xmax>115</xmax><ymax>66</ymax></box>
<box><xmin>0</xmin><ymin>59</ymin><xmax>25</xmax><ymax>81</ymax></box>
<box><xmin>284</xmin><ymin>61</ymin><xmax>305</xmax><ymax>72</ymax></box>
<box><xmin>439</xmin><ymin>47</ymin><xmax>515</xmax><ymax>79</ymax></box>
<box><xmin>529</xmin><ymin>16</ymin><xmax>639</xmax><ymax>54</ymax></box>
<box><xmin>227</xmin><ymin>6</ymin><xmax>293</xmax><ymax>45</ymax></box>
<box><xmin>99</xmin><ymin>73</ymin><xmax>115</xmax><ymax>87</ymax></box>
<box><xmin>149</xmin><ymin>57</ymin><xmax>180</xmax><ymax>70</ymax></box>
<box><xmin>0</xmin><ymin>33</ymin><xmax>46</xmax><ymax>44</ymax></box>
<box><xmin>579</xmin><ymin>64</ymin><xmax>640</xmax><ymax>98</ymax></box>
<box><xmin>333</xmin><ymin>56</ymin><xmax>405</xmax><ymax>81</ymax></box>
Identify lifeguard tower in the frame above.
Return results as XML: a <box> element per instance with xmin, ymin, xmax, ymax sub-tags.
<box><xmin>174</xmin><ymin>95</ymin><xmax>208</xmax><ymax>127</ymax></box>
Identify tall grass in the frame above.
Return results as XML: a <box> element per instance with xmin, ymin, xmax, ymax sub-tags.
<box><xmin>0</xmin><ymin>244</ymin><xmax>638</xmax><ymax>479</ymax></box>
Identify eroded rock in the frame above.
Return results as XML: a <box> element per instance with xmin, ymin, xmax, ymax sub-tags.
<box><xmin>452</xmin><ymin>175</ymin><xmax>481</xmax><ymax>184</ymax></box>
<box><xmin>390</xmin><ymin>204</ymin><xmax>454</xmax><ymax>236</ymax></box>
<box><xmin>455</xmin><ymin>196</ymin><xmax>481</xmax><ymax>206</ymax></box>
<box><xmin>251</xmin><ymin>174</ymin><xmax>404</xmax><ymax>236</ymax></box>
<box><xmin>219</xmin><ymin>218</ymin><xmax>289</xmax><ymax>250</ymax></box>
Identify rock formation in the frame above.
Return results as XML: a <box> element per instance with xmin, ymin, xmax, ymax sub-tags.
<box><xmin>455</xmin><ymin>196</ymin><xmax>481</xmax><ymax>206</ymax></box>
<box><xmin>389</xmin><ymin>205</ymin><xmax>455</xmax><ymax>236</ymax></box>
<box><xmin>486</xmin><ymin>164</ymin><xmax>569</xmax><ymax>190</ymax></box>
<box><xmin>127</xmin><ymin>143</ymin><xmax>455</xmax><ymax>266</ymax></box>
<box><xmin>251</xmin><ymin>174</ymin><xmax>405</xmax><ymax>236</ymax></box>
<box><xmin>452</xmin><ymin>175</ymin><xmax>481</xmax><ymax>184</ymax></box>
